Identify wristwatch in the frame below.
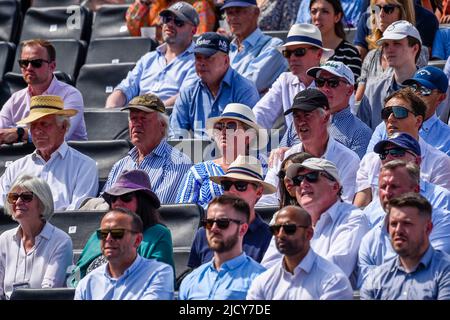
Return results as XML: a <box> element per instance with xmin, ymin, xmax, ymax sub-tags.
<box><xmin>16</xmin><ymin>127</ymin><xmax>25</xmax><ymax>143</ymax></box>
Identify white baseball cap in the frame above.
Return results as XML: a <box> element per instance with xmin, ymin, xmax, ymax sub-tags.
<box><xmin>376</xmin><ymin>20</ymin><xmax>422</xmax><ymax>46</ymax></box>
<box><xmin>307</xmin><ymin>60</ymin><xmax>355</xmax><ymax>86</ymax></box>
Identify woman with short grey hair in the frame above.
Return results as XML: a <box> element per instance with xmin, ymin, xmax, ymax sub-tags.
<box><xmin>0</xmin><ymin>175</ymin><xmax>73</xmax><ymax>300</ymax></box>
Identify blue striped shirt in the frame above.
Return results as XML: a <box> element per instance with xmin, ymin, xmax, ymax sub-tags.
<box><xmin>103</xmin><ymin>139</ymin><xmax>192</xmax><ymax>204</ymax></box>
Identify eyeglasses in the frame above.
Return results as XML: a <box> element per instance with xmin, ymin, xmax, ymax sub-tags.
<box><xmin>269</xmin><ymin>223</ymin><xmax>309</xmax><ymax>236</ymax></box>
<box><xmin>109</xmin><ymin>193</ymin><xmax>135</xmax><ymax>203</ymax></box>
<box><xmin>381</xmin><ymin>106</ymin><xmax>417</xmax><ymax>120</ymax></box>
<box><xmin>161</xmin><ymin>14</ymin><xmax>185</xmax><ymax>27</ymax></box>
<box><xmin>372</xmin><ymin>4</ymin><xmax>400</xmax><ymax>15</ymax></box>
<box><xmin>220</xmin><ymin>180</ymin><xmax>256</xmax><ymax>192</ymax></box>
<box><xmin>18</xmin><ymin>59</ymin><xmax>50</xmax><ymax>69</ymax></box>
<box><xmin>7</xmin><ymin>192</ymin><xmax>34</xmax><ymax>204</ymax></box>
<box><xmin>213</xmin><ymin>121</ymin><xmax>239</xmax><ymax>132</ymax></box>
<box><xmin>201</xmin><ymin>218</ymin><xmax>242</xmax><ymax>230</ymax></box>
<box><xmin>96</xmin><ymin>228</ymin><xmax>137</xmax><ymax>240</ymax></box>
<box><xmin>291</xmin><ymin>171</ymin><xmax>335</xmax><ymax>186</ymax></box>
<box><xmin>379</xmin><ymin>147</ymin><xmax>416</xmax><ymax>160</ymax></box>
<box><xmin>315</xmin><ymin>77</ymin><xmax>348</xmax><ymax>88</ymax></box>
<box><xmin>277</xmin><ymin>170</ymin><xmax>286</xmax><ymax>180</ymax></box>
<box><xmin>282</xmin><ymin>48</ymin><xmax>309</xmax><ymax>59</ymax></box>
<box><xmin>410</xmin><ymin>84</ymin><xmax>433</xmax><ymax>97</ymax></box>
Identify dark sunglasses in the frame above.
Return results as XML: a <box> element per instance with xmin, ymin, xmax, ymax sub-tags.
<box><xmin>269</xmin><ymin>223</ymin><xmax>309</xmax><ymax>236</ymax></box>
<box><xmin>7</xmin><ymin>192</ymin><xmax>34</xmax><ymax>204</ymax></box>
<box><xmin>96</xmin><ymin>228</ymin><xmax>137</xmax><ymax>240</ymax></box>
<box><xmin>18</xmin><ymin>59</ymin><xmax>50</xmax><ymax>69</ymax></box>
<box><xmin>201</xmin><ymin>218</ymin><xmax>242</xmax><ymax>230</ymax></box>
<box><xmin>213</xmin><ymin>121</ymin><xmax>239</xmax><ymax>132</ymax></box>
<box><xmin>381</xmin><ymin>106</ymin><xmax>416</xmax><ymax>120</ymax></box>
<box><xmin>161</xmin><ymin>14</ymin><xmax>185</xmax><ymax>27</ymax></box>
<box><xmin>315</xmin><ymin>77</ymin><xmax>347</xmax><ymax>89</ymax></box>
<box><xmin>282</xmin><ymin>48</ymin><xmax>308</xmax><ymax>58</ymax></box>
<box><xmin>292</xmin><ymin>171</ymin><xmax>335</xmax><ymax>186</ymax></box>
<box><xmin>372</xmin><ymin>4</ymin><xmax>400</xmax><ymax>15</ymax></box>
<box><xmin>379</xmin><ymin>147</ymin><xmax>416</xmax><ymax>160</ymax></box>
<box><xmin>410</xmin><ymin>83</ymin><xmax>433</xmax><ymax>97</ymax></box>
<box><xmin>221</xmin><ymin>180</ymin><xmax>256</xmax><ymax>192</ymax></box>
<box><xmin>109</xmin><ymin>193</ymin><xmax>135</xmax><ymax>203</ymax></box>
<box><xmin>277</xmin><ymin>170</ymin><xmax>286</xmax><ymax>180</ymax></box>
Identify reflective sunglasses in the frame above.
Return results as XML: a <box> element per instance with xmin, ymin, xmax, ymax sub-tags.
<box><xmin>7</xmin><ymin>192</ymin><xmax>34</xmax><ymax>204</ymax></box>
<box><xmin>381</xmin><ymin>106</ymin><xmax>416</xmax><ymax>120</ymax></box>
<box><xmin>379</xmin><ymin>147</ymin><xmax>416</xmax><ymax>160</ymax></box>
<box><xmin>109</xmin><ymin>193</ymin><xmax>135</xmax><ymax>203</ymax></box>
<box><xmin>292</xmin><ymin>171</ymin><xmax>335</xmax><ymax>186</ymax></box>
<box><xmin>18</xmin><ymin>59</ymin><xmax>50</xmax><ymax>69</ymax></box>
<box><xmin>410</xmin><ymin>83</ymin><xmax>433</xmax><ymax>97</ymax></box>
<box><xmin>161</xmin><ymin>14</ymin><xmax>185</xmax><ymax>27</ymax></box>
<box><xmin>213</xmin><ymin>121</ymin><xmax>239</xmax><ymax>132</ymax></box>
<box><xmin>372</xmin><ymin>4</ymin><xmax>400</xmax><ymax>15</ymax></box>
<box><xmin>201</xmin><ymin>218</ymin><xmax>242</xmax><ymax>230</ymax></box>
<box><xmin>220</xmin><ymin>180</ymin><xmax>255</xmax><ymax>192</ymax></box>
<box><xmin>96</xmin><ymin>228</ymin><xmax>137</xmax><ymax>240</ymax></box>
<box><xmin>269</xmin><ymin>223</ymin><xmax>309</xmax><ymax>236</ymax></box>
<box><xmin>282</xmin><ymin>48</ymin><xmax>308</xmax><ymax>58</ymax></box>
<box><xmin>315</xmin><ymin>77</ymin><xmax>346</xmax><ymax>89</ymax></box>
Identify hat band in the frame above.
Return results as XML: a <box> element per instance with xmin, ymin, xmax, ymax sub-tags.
<box><xmin>220</xmin><ymin>112</ymin><xmax>253</xmax><ymax>123</ymax></box>
<box><xmin>30</xmin><ymin>105</ymin><xmax>63</xmax><ymax>111</ymax></box>
<box><xmin>227</xmin><ymin>166</ymin><xmax>263</xmax><ymax>180</ymax></box>
<box><xmin>286</xmin><ymin>35</ymin><xmax>323</xmax><ymax>47</ymax></box>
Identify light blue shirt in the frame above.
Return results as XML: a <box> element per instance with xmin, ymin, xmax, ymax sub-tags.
<box><xmin>169</xmin><ymin>67</ymin><xmax>259</xmax><ymax>139</ymax></box>
<box><xmin>366</xmin><ymin>114</ymin><xmax>450</xmax><ymax>156</ymax></box>
<box><xmin>178</xmin><ymin>253</ymin><xmax>265</xmax><ymax>300</ymax></box>
<box><xmin>229</xmin><ymin>28</ymin><xmax>287</xmax><ymax>94</ymax></box>
<box><xmin>103</xmin><ymin>139</ymin><xmax>192</xmax><ymax>204</ymax></box>
<box><xmin>431</xmin><ymin>28</ymin><xmax>450</xmax><ymax>60</ymax></box>
<box><xmin>296</xmin><ymin>0</ymin><xmax>365</xmax><ymax>27</ymax></box>
<box><xmin>74</xmin><ymin>255</ymin><xmax>174</xmax><ymax>300</ymax></box>
<box><xmin>115</xmin><ymin>43</ymin><xmax>197</xmax><ymax>104</ymax></box>
<box><xmin>0</xmin><ymin>142</ymin><xmax>98</xmax><ymax>210</ymax></box>
<box><xmin>360</xmin><ymin>246</ymin><xmax>450</xmax><ymax>300</ymax></box>
<box><xmin>281</xmin><ymin>107</ymin><xmax>372</xmax><ymax>159</ymax></box>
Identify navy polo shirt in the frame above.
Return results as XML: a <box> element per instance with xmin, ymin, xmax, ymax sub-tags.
<box><xmin>187</xmin><ymin>214</ymin><xmax>272</xmax><ymax>268</ymax></box>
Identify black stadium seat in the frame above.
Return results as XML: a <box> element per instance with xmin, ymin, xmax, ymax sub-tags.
<box><xmin>76</xmin><ymin>62</ymin><xmax>135</xmax><ymax>108</ymax></box>
<box><xmin>0</xmin><ymin>41</ymin><xmax>15</xmax><ymax>79</ymax></box>
<box><xmin>255</xmin><ymin>205</ymin><xmax>279</xmax><ymax>224</ymax></box>
<box><xmin>91</xmin><ymin>4</ymin><xmax>130</xmax><ymax>40</ymax></box>
<box><xmin>10</xmin><ymin>288</ymin><xmax>76</xmax><ymax>300</ymax></box>
<box><xmin>31</xmin><ymin>0</ymin><xmax>81</xmax><ymax>7</ymax></box>
<box><xmin>0</xmin><ymin>0</ymin><xmax>22</xmax><ymax>43</ymax></box>
<box><xmin>83</xmin><ymin>108</ymin><xmax>130</xmax><ymax>141</ymax></box>
<box><xmin>0</xmin><ymin>210</ymin><xmax>18</xmax><ymax>235</ymax></box>
<box><xmin>0</xmin><ymin>142</ymin><xmax>35</xmax><ymax>176</ymax></box>
<box><xmin>262</xmin><ymin>30</ymin><xmax>288</xmax><ymax>43</ymax></box>
<box><xmin>85</xmin><ymin>37</ymin><xmax>155</xmax><ymax>65</ymax></box>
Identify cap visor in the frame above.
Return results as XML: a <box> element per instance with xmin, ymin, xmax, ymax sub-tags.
<box><xmin>221</xmin><ymin>2</ymin><xmax>255</xmax><ymax>10</ymax></box>
<box><xmin>194</xmin><ymin>47</ymin><xmax>217</xmax><ymax>57</ymax></box>
<box><xmin>376</xmin><ymin>34</ymin><xmax>406</xmax><ymax>46</ymax></box>
<box><xmin>121</xmin><ymin>105</ymin><xmax>157</xmax><ymax>112</ymax></box>
<box><xmin>403</xmin><ymin>78</ymin><xmax>437</xmax><ymax>90</ymax></box>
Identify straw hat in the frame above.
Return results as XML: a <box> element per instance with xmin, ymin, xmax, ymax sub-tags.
<box><xmin>205</xmin><ymin>103</ymin><xmax>268</xmax><ymax>150</ymax></box>
<box><xmin>209</xmin><ymin>155</ymin><xmax>276</xmax><ymax>194</ymax></box>
<box><xmin>17</xmin><ymin>95</ymin><xmax>77</xmax><ymax>125</ymax></box>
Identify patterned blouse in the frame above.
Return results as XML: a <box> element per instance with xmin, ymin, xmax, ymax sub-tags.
<box><xmin>258</xmin><ymin>0</ymin><xmax>302</xmax><ymax>31</ymax></box>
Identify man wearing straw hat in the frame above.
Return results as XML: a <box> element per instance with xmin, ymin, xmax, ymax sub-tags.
<box><xmin>0</xmin><ymin>95</ymin><xmax>98</xmax><ymax>210</ymax></box>
<box><xmin>187</xmin><ymin>155</ymin><xmax>275</xmax><ymax>269</ymax></box>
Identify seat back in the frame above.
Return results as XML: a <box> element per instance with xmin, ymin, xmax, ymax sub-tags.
<box><xmin>10</xmin><ymin>288</ymin><xmax>76</xmax><ymax>300</ymax></box>
<box><xmin>76</xmin><ymin>62</ymin><xmax>135</xmax><ymax>108</ymax></box>
<box><xmin>91</xmin><ymin>4</ymin><xmax>130</xmax><ymax>40</ymax></box>
<box><xmin>85</xmin><ymin>37</ymin><xmax>155</xmax><ymax>65</ymax></box>
<box><xmin>31</xmin><ymin>0</ymin><xmax>81</xmax><ymax>7</ymax></box>
<box><xmin>0</xmin><ymin>0</ymin><xmax>22</xmax><ymax>43</ymax></box>
<box><xmin>262</xmin><ymin>30</ymin><xmax>288</xmax><ymax>43</ymax></box>
<box><xmin>344</xmin><ymin>27</ymin><xmax>357</xmax><ymax>43</ymax></box>
<box><xmin>0</xmin><ymin>142</ymin><xmax>36</xmax><ymax>176</ymax></box>
<box><xmin>0</xmin><ymin>42</ymin><xmax>15</xmax><ymax>79</ymax></box>
<box><xmin>428</xmin><ymin>60</ymin><xmax>446</xmax><ymax>70</ymax></box>
<box><xmin>83</xmin><ymin>108</ymin><xmax>130</xmax><ymax>141</ymax></box>
<box><xmin>255</xmin><ymin>205</ymin><xmax>279</xmax><ymax>224</ymax></box>
<box><xmin>0</xmin><ymin>211</ymin><xmax>18</xmax><ymax>236</ymax></box>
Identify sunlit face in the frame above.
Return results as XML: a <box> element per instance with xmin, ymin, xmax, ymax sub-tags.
<box><xmin>283</xmin><ymin>160</ymin><xmax>296</xmax><ymax>197</ymax></box>
<box><xmin>128</xmin><ymin>109</ymin><xmax>165</xmax><ymax>150</ymax></box>
<box><xmin>383</xmin><ymin>97</ymin><xmax>423</xmax><ymax>137</ymax></box>
<box><xmin>378</xmin><ymin>168</ymin><xmax>419</xmax><ymax>210</ymax></box>
<box><xmin>20</xmin><ymin>45</ymin><xmax>55</xmax><ymax>86</ymax></box>
<box><xmin>292</xmin><ymin>109</ymin><xmax>329</xmax><ymax>143</ymax></box>
<box><xmin>316</xmin><ymin>71</ymin><xmax>353</xmax><ymax>112</ymax></box>
<box><xmin>380</xmin><ymin>142</ymin><xmax>419</xmax><ymax>165</ymax></box>
<box><xmin>161</xmin><ymin>13</ymin><xmax>196</xmax><ymax>45</ymax></box>
<box><xmin>283</xmin><ymin>45</ymin><xmax>322</xmax><ymax>77</ymax></box>
<box><xmin>310</xmin><ymin>0</ymin><xmax>341</xmax><ymax>35</ymax></box>
<box><xmin>212</xmin><ymin>119</ymin><xmax>251</xmax><ymax>156</ymax></box>
<box><xmin>195</xmin><ymin>52</ymin><xmax>229</xmax><ymax>85</ymax></box>
<box><xmin>223</xmin><ymin>179</ymin><xmax>263</xmax><ymax>209</ymax></box>
<box><xmin>10</xmin><ymin>186</ymin><xmax>41</xmax><ymax>222</ymax></box>
<box><xmin>110</xmin><ymin>192</ymin><xmax>138</xmax><ymax>213</ymax></box>
<box><xmin>30</xmin><ymin>115</ymin><xmax>66</xmax><ymax>155</ymax></box>
<box><xmin>381</xmin><ymin>38</ymin><xmax>418</xmax><ymax>68</ymax></box>
<box><xmin>224</xmin><ymin>6</ymin><xmax>258</xmax><ymax>39</ymax></box>
<box><xmin>373</xmin><ymin>0</ymin><xmax>402</xmax><ymax>32</ymax></box>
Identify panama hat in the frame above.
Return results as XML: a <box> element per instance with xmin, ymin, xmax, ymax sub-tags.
<box><xmin>205</xmin><ymin>103</ymin><xmax>268</xmax><ymax>150</ymax></box>
<box><xmin>210</xmin><ymin>155</ymin><xmax>276</xmax><ymax>194</ymax></box>
<box><xmin>17</xmin><ymin>95</ymin><xmax>77</xmax><ymax>125</ymax></box>
<box><xmin>277</xmin><ymin>23</ymin><xmax>334</xmax><ymax>60</ymax></box>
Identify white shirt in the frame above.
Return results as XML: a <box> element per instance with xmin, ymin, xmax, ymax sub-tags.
<box><xmin>0</xmin><ymin>222</ymin><xmax>73</xmax><ymax>299</ymax></box>
<box><xmin>356</xmin><ymin>139</ymin><xmax>450</xmax><ymax>193</ymax></box>
<box><xmin>0</xmin><ymin>142</ymin><xmax>98</xmax><ymax>210</ymax></box>
<box><xmin>258</xmin><ymin>136</ymin><xmax>360</xmax><ymax>205</ymax></box>
<box><xmin>247</xmin><ymin>248</ymin><xmax>353</xmax><ymax>300</ymax></box>
<box><xmin>261</xmin><ymin>201</ymin><xmax>370</xmax><ymax>282</ymax></box>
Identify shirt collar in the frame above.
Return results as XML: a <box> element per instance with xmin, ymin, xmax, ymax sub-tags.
<box><xmin>104</xmin><ymin>254</ymin><xmax>143</xmax><ymax>280</ymax></box>
<box><xmin>128</xmin><ymin>139</ymin><xmax>169</xmax><ymax>160</ymax></box>
<box><xmin>421</xmin><ymin>114</ymin><xmax>439</xmax><ymax>133</ymax></box>
<box><xmin>231</xmin><ymin>28</ymin><xmax>263</xmax><ymax>50</ymax></box>
<box><xmin>208</xmin><ymin>252</ymin><xmax>247</xmax><ymax>271</ymax></box>
<box><xmin>392</xmin><ymin>245</ymin><xmax>434</xmax><ymax>273</ymax></box>
<box><xmin>291</xmin><ymin>248</ymin><xmax>315</xmax><ymax>274</ymax></box>
<box><xmin>320</xmin><ymin>200</ymin><xmax>341</xmax><ymax>223</ymax></box>
<box><xmin>331</xmin><ymin>106</ymin><xmax>352</xmax><ymax>121</ymax></box>
<box><xmin>32</xmin><ymin>141</ymin><xmax>69</xmax><ymax>160</ymax></box>
<box><xmin>156</xmin><ymin>42</ymin><xmax>195</xmax><ymax>56</ymax></box>
<box><xmin>13</xmin><ymin>221</ymin><xmax>52</xmax><ymax>241</ymax></box>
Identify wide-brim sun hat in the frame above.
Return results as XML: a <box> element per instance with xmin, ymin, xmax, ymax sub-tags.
<box><xmin>205</xmin><ymin>103</ymin><xmax>268</xmax><ymax>150</ymax></box>
<box><xmin>17</xmin><ymin>95</ymin><xmax>77</xmax><ymax>125</ymax></box>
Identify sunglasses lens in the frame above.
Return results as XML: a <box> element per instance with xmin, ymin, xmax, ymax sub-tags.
<box><xmin>203</xmin><ymin>219</ymin><xmax>231</xmax><ymax>230</ymax></box>
<box><xmin>7</xmin><ymin>194</ymin><xmax>18</xmax><ymax>204</ymax></box>
<box><xmin>21</xmin><ymin>193</ymin><xmax>34</xmax><ymax>202</ymax></box>
<box><xmin>269</xmin><ymin>225</ymin><xmax>281</xmax><ymax>235</ymax></box>
<box><xmin>226</xmin><ymin>122</ymin><xmax>238</xmax><ymax>131</ymax></box>
<box><xmin>234</xmin><ymin>182</ymin><xmax>248</xmax><ymax>192</ymax></box>
<box><xmin>392</xmin><ymin>107</ymin><xmax>409</xmax><ymax>119</ymax></box>
<box><xmin>315</xmin><ymin>78</ymin><xmax>325</xmax><ymax>87</ymax></box>
<box><xmin>328</xmin><ymin>79</ymin><xmax>340</xmax><ymax>88</ymax></box>
<box><xmin>283</xmin><ymin>224</ymin><xmax>297</xmax><ymax>235</ymax></box>
<box><xmin>110</xmin><ymin>230</ymin><xmax>125</xmax><ymax>239</ymax></box>
<box><xmin>216</xmin><ymin>219</ymin><xmax>230</xmax><ymax>229</ymax></box>
<box><xmin>7</xmin><ymin>192</ymin><xmax>34</xmax><ymax>204</ymax></box>
<box><xmin>292</xmin><ymin>176</ymin><xmax>303</xmax><ymax>186</ymax></box>
<box><xmin>97</xmin><ymin>229</ymin><xmax>126</xmax><ymax>240</ymax></box>
<box><xmin>220</xmin><ymin>181</ymin><xmax>232</xmax><ymax>191</ymax></box>
<box><xmin>19</xmin><ymin>59</ymin><xmax>44</xmax><ymax>68</ymax></box>
<box><xmin>293</xmin><ymin>48</ymin><xmax>306</xmax><ymax>57</ymax></box>
<box><xmin>282</xmin><ymin>50</ymin><xmax>291</xmax><ymax>58</ymax></box>
<box><xmin>278</xmin><ymin>171</ymin><xmax>286</xmax><ymax>180</ymax></box>
<box><xmin>305</xmin><ymin>172</ymin><xmax>320</xmax><ymax>182</ymax></box>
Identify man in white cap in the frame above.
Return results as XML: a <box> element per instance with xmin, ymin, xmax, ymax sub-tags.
<box><xmin>219</xmin><ymin>0</ymin><xmax>287</xmax><ymax>95</ymax></box>
<box><xmin>261</xmin><ymin>158</ymin><xmax>369</xmax><ymax>287</ymax></box>
<box><xmin>281</xmin><ymin>60</ymin><xmax>372</xmax><ymax>159</ymax></box>
<box><xmin>0</xmin><ymin>95</ymin><xmax>98</xmax><ymax>210</ymax></box>
<box><xmin>357</xmin><ymin>20</ymin><xmax>422</xmax><ymax>130</ymax></box>
<box><xmin>187</xmin><ymin>155</ymin><xmax>275</xmax><ymax>269</ymax></box>
<box><xmin>252</xmin><ymin>23</ymin><xmax>334</xmax><ymax>131</ymax></box>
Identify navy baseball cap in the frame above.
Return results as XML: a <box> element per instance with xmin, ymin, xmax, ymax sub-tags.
<box><xmin>284</xmin><ymin>88</ymin><xmax>329</xmax><ymax>115</ymax></box>
<box><xmin>403</xmin><ymin>66</ymin><xmax>449</xmax><ymax>93</ymax></box>
<box><xmin>194</xmin><ymin>32</ymin><xmax>230</xmax><ymax>57</ymax></box>
<box><xmin>374</xmin><ymin>132</ymin><xmax>421</xmax><ymax>156</ymax></box>
<box><xmin>221</xmin><ymin>0</ymin><xmax>257</xmax><ymax>10</ymax></box>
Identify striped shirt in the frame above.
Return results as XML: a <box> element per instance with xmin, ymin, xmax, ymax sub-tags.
<box><xmin>103</xmin><ymin>139</ymin><xmax>192</xmax><ymax>204</ymax></box>
<box><xmin>330</xmin><ymin>40</ymin><xmax>362</xmax><ymax>82</ymax></box>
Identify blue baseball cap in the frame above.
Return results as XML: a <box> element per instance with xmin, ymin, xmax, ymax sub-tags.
<box><xmin>221</xmin><ymin>0</ymin><xmax>257</xmax><ymax>10</ymax></box>
<box><xmin>374</xmin><ymin>132</ymin><xmax>421</xmax><ymax>156</ymax></box>
<box><xmin>403</xmin><ymin>66</ymin><xmax>449</xmax><ymax>93</ymax></box>
<box><xmin>194</xmin><ymin>32</ymin><xmax>230</xmax><ymax>57</ymax></box>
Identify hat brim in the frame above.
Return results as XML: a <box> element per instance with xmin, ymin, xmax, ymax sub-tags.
<box><xmin>286</xmin><ymin>162</ymin><xmax>340</xmax><ymax>185</ymax></box>
<box><xmin>103</xmin><ymin>186</ymin><xmax>161</xmax><ymax>208</ymax></box>
<box><xmin>17</xmin><ymin>108</ymin><xmax>78</xmax><ymax>125</ymax></box>
<box><xmin>403</xmin><ymin>78</ymin><xmax>438</xmax><ymax>91</ymax></box>
<box><xmin>307</xmin><ymin>66</ymin><xmax>354</xmax><ymax>85</ymax></box>
<box><xmin>160</xmin><ymin>9</ymin><xmax>194</xmax><ymax>26</ymax></box>
<box><xmin>121</xmin><ymin>105</ymin><xmax>161</xmax><ymax>113</ymax></box>
<box><xmin>205</xmin><ymin>115</ymin><xmax>268</xmax><ymax>150</ymax></box>
<box><xmin>220</xmin><ymin>2</ymin><xmax>256</xmax><ymax>10</ymax></box>
<box><xmin>284</xmin><ymin>103</ymin><xmax>324</xmax><ymax>115</ymax></box>
<box><xmin>209</xmin><ymin>174</ymin><xmax>276</xmax><ymax>194</ymax></box>
<box><xmin>193</xmin><ymin>47</ymin><xmax>218</xmax><ymax>57</ymax></box>
<box><xmin>277</xmin><ymin>42</ymin><xmax>334</xmax><ymax>60</ymax></box>
<box><xmin>376</xmin><ymin>34</ymin><xmax>407</xmax><ymax>46</ymax></box>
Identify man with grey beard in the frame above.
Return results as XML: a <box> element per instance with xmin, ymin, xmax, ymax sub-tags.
<box><xmin>105</xmin><ymin>1</ymin><xmax>199</xmax><ymax>108</ymax></box>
